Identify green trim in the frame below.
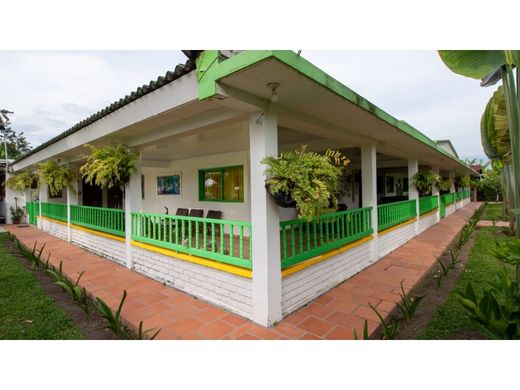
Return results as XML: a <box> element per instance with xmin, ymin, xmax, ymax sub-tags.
<box><xmin>419</xmin><ymin>195</ymin><xmax>439</xmax><ymax>215</ymax></box>
<box><xmin>377</xmin><ymin>199</ymin><xmax>417</xmax><ymax>231</ymax></box>
<box><xmin>198</xmin><ymin>165</ymin><xmax>244</xmax><ymax>203</ymax></box>
<box><xmin>196</xmin><ymin>50</ymin><xmax>477</xmax><ymax>176</ymax></box>
<box><xmin>70</xmin><ymin>204</ymin><xmax>125</xmax><ymax>237</ymax></box>
<box><xmin>279</xmin><ymin>207</ymin><xmax>373</xmax><ymax>268</ymax></box>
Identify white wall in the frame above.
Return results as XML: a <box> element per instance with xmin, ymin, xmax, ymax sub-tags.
<box><xmin>378</xmin><ymin>221</ymin><xmax>416</xmax><ymax>258</ymax></box>
<box><xmin>418</xmin><ymin>212</ymin><xmax>438</xmax><ymax>234</ymax></box>
<box><xmin>142</xmin><ymin>150</ymin><xmax>251</xmax><ymax>222</ymax></box>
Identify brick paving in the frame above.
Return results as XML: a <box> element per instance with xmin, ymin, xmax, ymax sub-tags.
<box><xmin>5</xmin><ymin>202</ymin><xmax>481</xmax><ymax>340</ymax></box>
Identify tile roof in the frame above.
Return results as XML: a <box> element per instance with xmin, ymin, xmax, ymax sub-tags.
<box><xmin>15</xmin><ymin>55</ymin><xmax>198</xmax><ymax>164</ymax></box>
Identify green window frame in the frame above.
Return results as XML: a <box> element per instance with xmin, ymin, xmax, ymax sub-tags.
<box><xmin>198</xmin><ymin>165</ymin><xmax>244</xmax><ymax>202</ymax></box>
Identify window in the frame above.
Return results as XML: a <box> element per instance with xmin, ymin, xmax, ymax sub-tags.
<box><xmin>199</xmin><ymin>165</ymin><xmax>244</xmax><ymax>202</ymax></box>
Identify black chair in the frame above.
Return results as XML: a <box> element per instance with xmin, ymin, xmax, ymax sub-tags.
<box><xmin>175</xmin><ymin>208</ymin><xmax>189</xmax><ymax>216</ymax></box>
<box><xmin>188</xmin><ymin>209</ymin><xmax>204</xmax><ymax>234</ymax></box>
<box><xmin>337</xmin><ymin>203</ymin><xmax>348</xmax><ymax>212</ymax></box>
<box><xmin>206</xmin><ymin>210</ymin><xmax>222</xmax><ymax>235</ymax></box>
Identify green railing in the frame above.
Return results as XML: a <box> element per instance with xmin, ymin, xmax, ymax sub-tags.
<box><xmin>419</xmin><ymin>195</ymin><xmax>439</xmax><ymax>215</ymax></box>
<box><xmin>41</xmin><ymin>202</ymin><xmax>67</xmax><ymax>222</ymax></box>
<box><xmin>455</xmin><ymin>191</ymin><xmax>463</xmax><ymax>201</ymax></box>
<box><xmin>442</xmin><ymin>193</ymin><xmax>455</xmax><ymax>205</ymax></box>
<box><xmin>464</xmin><ymin>189</ymin><xmax>470</xmax><ymax>199</ymax></box>
<box><xmin>378</xmin><ymin>199</ymin><xmax>417</xmax><ymax>231</ymax></box>
<box><xmin>71</xmin><ymin>205</ymin><xmax>125</xmax><ymax>237</ymax></box>
<box><xmin>26</xmin><ymin>201</ymin><xmax>38</xmax><ymax>225</ymax></box>
<box><xmin>280</xmin><ymin>207</ymin><xmax>373</xmax><ymax>269</ymax></box>
<box><xmin>131</xmin><ymin>212</ymin><xmax>252</xmax><ymax>269</ymax></box>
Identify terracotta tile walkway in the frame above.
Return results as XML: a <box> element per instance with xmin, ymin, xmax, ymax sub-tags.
<box><xmin>5</xmin><ymin>202</ymin><xmax>481</xmax><ymax>340</ymax></box>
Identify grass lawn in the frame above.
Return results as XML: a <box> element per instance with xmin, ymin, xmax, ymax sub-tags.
<box><xmin>418</xmin><ymin>227</ymin><xmax>515</xmax><ymax>340</ymax></box>
<box><xmin>482</xmin><ymin>202</ymin><xmax>506</xmax><ymax>221</ymax></box>
<box><xmin>0</xmin><ymin>233</ymin><xmax>85</xmax><ymax>340</ymax></box>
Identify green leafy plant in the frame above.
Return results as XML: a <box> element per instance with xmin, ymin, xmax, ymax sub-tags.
<box><xmin>37</xmin><ymin>160</ymin><xmax>76</xmax><ymax>197</ymax></box>
<box><xmin>45</xmin><ymin>260</ymin><xmax>64</xmax><ymax>282</ymax></box>
<box><xmin>353</xmin><ymin>320</ymin><xmax>370</xmax><ymax>340</ymax></box>
<box><xmin>80</xmin><ymin>143</ymin><xmax>138</xmax><ymax>190</ymax></box>
<box><xmin>396</xmin><ymin>282</ymin><xmax>428</xmax><ymax>321</ymax></box>
<box><xmin>460</xmin><ymin>174</ymin><xmax>471</xmax><ymax>188</ymax></box>
<box><xmin>96</xmin><ymin>289</ymin><xmax>128</xmax><ymax>337</ymax></box>
<box><xmin>9</xmin><ymin>206</ymin><xmax>24</xmax><ymax>224</ymax></box>
<box><xmin>262</xmin><ymin>145</ymin><xmax>350</xmax><ymax>221</ymax></box>
<box><xmin>437</xmin><ymin>256</ymin><xmax>453</xmax><ymax>277</ymax></box>
<box><xmin>137</xmin><ymin>321</ymin><xmax>161</xmax><ymax>340</ymax></box>
<box><xmin>6</xmin><ymin>170</ymin><xmax>38</xmax><ymax>192</ymax></box>
<box><xmin>55</xmin><ymin>271</ymin><xmax>89</xmax><ymax>315</ymax></box>
<box><xmin>411</xmin><ymin>170</ymin><xmax>440</xmax><ymax>196</ymax></box>
<box><xmin>436</xmin><ymin>177</ymin><xmax>451</xmax><ymax>192</ymax></box>
<box><xmin>369</xmin><ymin>302</ymin><xmax>400</xmax><ymax>340</ymax></box>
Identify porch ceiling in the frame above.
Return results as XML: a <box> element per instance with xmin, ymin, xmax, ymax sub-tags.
<box><xmin>218</xmin><ymin>58</ymin><xmax>476</xmax><ymax>176</ymax></box>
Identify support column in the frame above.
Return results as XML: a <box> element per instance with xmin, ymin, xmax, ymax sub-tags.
<box><xmin>249</xmin><ymin>109</ymin><xmax>282</xmax><ymax>327</ymax></box>
<box><xmin>361</xmin><ymin>143</ymin><xmax>378</xmax><ymax>262</ymax></box>
<box><xmin>449</xmin><ymin>172</ymin><xmax>457</xmax><ymax>210</ymax></box>
<box><xmin>67</xmin><ymin>180</ymin><xmax>79</xmax><ymax>243</ymax></box>
<box><xmin>125</xmin><ymin>154</ymin><xmax>142</xmax><ymax>269</ymax></box>
<box><xmin>24</xmin><ymin>188</ymin><xmax>31</xmax><ymax>224</ymax></box>
<box><xmin>432</xmin><ymin>166</ymin><xmax>440</xmax><ymax>222</ymax></box>
<box><xmin>408</xmin><ymin>159</ymin><xmax>419</xmax><ymax>235</ymax></box>
<box><xmin>38</xmin><ymin>183</ymin><xmax>48</xmax><ymax>229</ymax></box>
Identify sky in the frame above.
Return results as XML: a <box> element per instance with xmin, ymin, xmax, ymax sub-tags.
<box><xmin>0</xmin><ymin>50</ymin><xmax>494</xmax><ymax>162</ymax></box>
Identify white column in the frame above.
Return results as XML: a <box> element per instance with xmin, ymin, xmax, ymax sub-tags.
<box><xmin>249</xmin><ymin>109</ymin><xmax>282</xmax><ymax>327</ymax></box>
<box><xmin>361</xmin><ymin>143</ymin><xmax>378</xmax><ymax>262</ymax></box>
<box><xmin>125</xmin><ymin>155</ymin><xmax>142</xmax><ymax>269</ymax></box>
<box><xmin>67</xmin><ymin>180</ymin><xmax>79</xmax><ymax>243</ymax></box>
<box><xmin>432</xmin><ymin>166</ymin><xmax>440</xmax><ymax>222</ymax></box>
<box><xmin>38</xmin><ymin>183</ymin><xmax>48</xmax><ymax>229</ymax></box>
<box><xmin>449</xmin><ymin>172</ymin><xmax>457</xmax><ymax>210</ymax></box>
<box><xmin>408</xmin><ymin>159</ymin><xmax>419</xmax><ymax>235</ymax></box>
<box><xmin>24</xmin><ymin>188</ymin><xmax>31</xmax><ymax>224</ymax></box>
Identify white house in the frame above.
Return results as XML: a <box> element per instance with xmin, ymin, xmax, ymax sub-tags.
<box><xmin>6</xmin><ymin>50</ymin><xmax>476</xmax><ymax>327</ymax></box>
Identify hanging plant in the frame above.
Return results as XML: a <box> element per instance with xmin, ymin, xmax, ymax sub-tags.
<box><xmin>411</xmin><ymin>170</ymin><xmax>440</xmax><ymax>196</ymax></box>
<box><xmin>461</xmin><ymin>174</ymin><xmax>471</xmax><ymax>188</ymax></box>
<box><xmin>437</xmin><ymin>177</ymin><xmax>451</xmax><ymax>192</ymax></box>
<box><xmin>262</xmin><ymin>145</ymin><xmax>350</xmax><ymax>221</ymax></box>
<box><xmin>80</xmin><ymin>143</ymin><xmax>138</xmax><ymax>190</ymax></box>
<box><xmin>6</xmin><ymin>170</ymin><xmax>38</xmax><ymax>192</ymax></box>
<box><xmin>38</xmin><ymin>160</ymin><xmax>77</xmax><ymax>197</ymax></box>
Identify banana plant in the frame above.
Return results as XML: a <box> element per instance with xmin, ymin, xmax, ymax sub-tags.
<box><xmin>438</xmin><ymin>50</ymin><xmax>520</xmax><ymax>236</ymax></box>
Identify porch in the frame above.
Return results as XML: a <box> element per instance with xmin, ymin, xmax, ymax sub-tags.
<box><xmin>7</xmin><ymin>201</ymin><xmax>480</xmax><ymax>339</ymax></box>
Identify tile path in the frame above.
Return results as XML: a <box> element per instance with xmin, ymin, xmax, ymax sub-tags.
<box><xmin>5</xmin><ymin>202</ymin><xmax>481</xmax><ymax>340</ymax></box>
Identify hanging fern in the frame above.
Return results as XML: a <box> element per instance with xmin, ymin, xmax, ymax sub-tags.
<box><xmin>411</xmin><ymin>170</ymin><xmax>440</xmax><ymax>196</ymax></box>
<box><xmin>38</xmin><ymin>160</ymin><xmax>77</xmax><ymax>196</ymax></box>
<box><xmin>80</xmin><ymin>143</ymin><xmax>138</xmax><ymax>190</ymax></box>
<box><xmin>262</xmin><ymin>145</ymin><xmax>349</xmax><ymax>221</ymax></box>
<box><xmin>460</xmin><ymin>174</ymin><xmax>471</xmax><ymax>188</ymax></box>
<box><xmin>6</xmin><ymin>170</ymin><xmax>38</xmax><ymax>192</ymax></box>
<box><xmin>437</xmin><ymin>176</ymin><xmax>452</xmax><ymax>192</ymax></box>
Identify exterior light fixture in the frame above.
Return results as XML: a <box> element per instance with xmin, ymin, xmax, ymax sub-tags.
<box><xmin>266</xmin><ymin>82</ymin><xmax>280</xmax><ymax>102</ymax></box>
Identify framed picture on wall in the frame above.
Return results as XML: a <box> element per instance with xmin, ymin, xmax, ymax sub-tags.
<box><xmin>157</xmin><ymin>173</ymin><xmax>181</xmax><ymax>195</ymax></box>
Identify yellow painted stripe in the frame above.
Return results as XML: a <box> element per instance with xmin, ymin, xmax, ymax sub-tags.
<box><xmin>419</xmin><ymin>209</ymin><xmax>438</xmax><ymax>219</ymax></box>
<box><xmin>131</xmin><ymin>240</ymin><xmax>253</xmax><ymax>279</ymax></box>
<box><xmin>40</xmin><ymin>216</ymin><xmax>125</xmax><ymax>242</ymax></box>
<box><xmin>281</xmin><ymin>235</ymin><xmax>373</xmax><ymax>278</ymax></box>
<box><xmin>378</xmin><ymin>217</ymin><xmax>416</xmax><ymax>236</ymax></box>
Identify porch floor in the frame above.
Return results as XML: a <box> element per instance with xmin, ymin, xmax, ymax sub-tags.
<box><xmin>4</xmin><ymin>202</ymin><xmax>481</xmax><ymax>340</ymax></box>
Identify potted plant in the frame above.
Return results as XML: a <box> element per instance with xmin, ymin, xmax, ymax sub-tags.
<box><xmin>37</xmin><ymin>160</ymin><xmax>77</xmax><ymax>196</ymax></box>
<box><xmin>10</xmin><ymin>206</ymin><xmax>24</xmax><ymax>224</ymax></box>
<box><xmin>411</xmin><ymin>170</ymin><xmax>440</xmax><ymax>196</ymax></box>
<box><xmin>262</xmin><ymin>145</ymin><xmax>349</xmax><ymax>221</ymax></box>
<box><xmin>80</xmin><ymin>143</ymin><xmax>138</xmax><ymax>190</ymax></box>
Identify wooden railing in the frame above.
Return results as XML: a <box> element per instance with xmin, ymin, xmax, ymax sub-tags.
<box><xmin>71</xmin><ymin>205</ymin><xmax>125</xmax><ymax>237</ymax></box>
<box><xmin>40</xmin><ymin>202</ymin><xmax>67</xmax><ymax>222</ymax></box>
<box><xmin>419</xmin><ymin>195</ymin><xmax>439</xmax><ymax>215</ymax></box>
<box><xmin>377</xmin><ymin>199</ymin><xmax>417</xmax><ymax>231</ymax></box>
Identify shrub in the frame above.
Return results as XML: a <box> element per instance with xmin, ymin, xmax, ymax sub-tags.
<box><xmin>37</xmin><ymin>160</ymin><xmax>76</xmax><ymax>197</ymax></box>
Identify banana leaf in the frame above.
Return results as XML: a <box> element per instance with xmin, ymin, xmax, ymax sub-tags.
<box><xmin>481</xmin><ymin>86</ymin><xmax>511</xmax><ymax>162</ymax></box>
<box><xmin>438</xmin><ymin>50</ymin><xmax>520</xmax><ymax>80</ymax></box>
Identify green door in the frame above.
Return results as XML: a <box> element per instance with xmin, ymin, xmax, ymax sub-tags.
<box><xmin>440</xmin><ymin>196</ymin><xmax>446</xmax><ymax>219</ymax></box>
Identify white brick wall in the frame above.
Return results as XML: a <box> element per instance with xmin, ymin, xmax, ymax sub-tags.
<box><xmin>132</xmin><ymin>246</ymin><xmax>253</xmax><ymax>319</ymax></box>
<box><xmin>378</xmin><ymin>221</ymin><xmax>416</xmax><ymax>258</ymax></box>
<box><xmin>281</xmin><ymin>240</ymin><xmax>371</xmax><ymax>315</ymax></box>
<box><xmin>71</xmin><ymin>228</ymin><xmax>126</xmax><ymax>266</ymax></box>
<box><xmin>445</xmin><ymin>203</ymin><xmax>456</xmax><ymax>216</ymax></box>
<box><xmin>40</xmin><ymin>218</ymin><xmax>68</xmax><ymax>241</ymax></box>
<box><xmin>418</xmin><ymin>212</ymin><xmax>438</xmax><ymax>234</ymax></box>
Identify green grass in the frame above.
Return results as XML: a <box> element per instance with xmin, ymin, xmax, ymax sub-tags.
<box><xmin>482</xmin><ymin>202</ymin><xmax>506</xmax><ymax>221</ymax></box>
<box><xmin>0</xmin><ymin>233</ymin><xmax>85</xmax><ymax>340</ymax></box>
<box><xmin>418</xmin><ymin>227</ymin><xmax>514</xmax><ymax>339</ymax></box>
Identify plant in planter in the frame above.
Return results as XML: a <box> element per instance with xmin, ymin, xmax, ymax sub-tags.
<box><xmin>10</xmin><ymin>206</ymin><xmax>24</xmax><ymax>224</ymax></box>
<box><xmin>460</xmin><ymin>174</ymin><xmax>471</xmax><ymax>188</ymax></box>
<box><xmin>436</xmin><ymin>176</ymin><xmax>452</xmax><ymax>192</ymax></box>
<box><xmin>262</xmin><ymin>145</ymin><xmax>349</xmax><ymax>221</ymax></box>
<box><xmin>37</xmin><ymin>160</ymin><xmax>77</xmax><ymax>196</ymax></box>
<box><xmin>411</xmin><ymin>170</ymin><xmax>440</xmax><ymax>196</ymax></box>
<box><xmin>80</xmin><ymin>143</ymin><xmax>138</xmax><ymax>190</ymax></box>
<box><xmin>6</xmin><ymin>170</ymin><xmax>38</xmax><ymax>193</ymax></box>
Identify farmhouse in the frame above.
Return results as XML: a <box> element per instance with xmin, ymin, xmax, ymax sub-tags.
<box><xmin>6</xmin><ymin>50</ymin><xmax>476</xmax><ymax>327</ymax></box>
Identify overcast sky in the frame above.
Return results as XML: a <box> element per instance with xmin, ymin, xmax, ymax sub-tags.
<box><xmin>0</xmin><ymin>50</ymin><xmax>493</xmax><ymax>161</ymax></box>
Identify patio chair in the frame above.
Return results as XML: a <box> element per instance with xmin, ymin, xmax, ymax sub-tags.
<box><xmin>205</xmin><ymin>210</ymin><xmax>222</xmax><ymax>235</ymax></box>
<box><xmin>175</xmin><ymin>208</ymin><xmax>189</xmax><ymax>216</ymax></box>
<box><xmin>188</xmin><ymin>209</ymin><xmax>204</xmax><ymax>236</ymax></box>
